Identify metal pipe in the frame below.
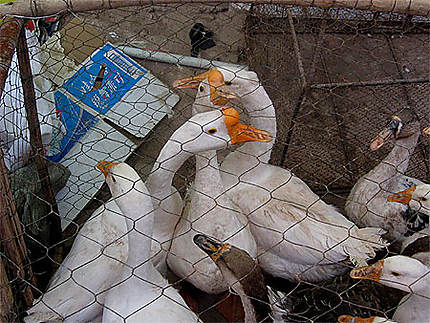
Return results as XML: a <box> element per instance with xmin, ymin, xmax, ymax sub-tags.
<box><xmin>117</xmin><ymin>45</ymin><xmax>247</xmax><ymax>70</ymax></box>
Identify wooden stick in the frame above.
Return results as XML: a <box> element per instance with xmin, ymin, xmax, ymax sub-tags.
<box><xmin>0</xmin><ymin>151</ymin><xmax>35</xmax><ymax>308</ymax></box>
<box><xmin>310</xmin><ymin>77</ymin><xmax>430</xmax><ymax>89</ymax></box>
<box><xmin>16</xmin><ymin>24</ymin><xmax>64</xmax><ymax>278</ymax></box>
<box><xmin>0</xmin><ymin>16</ymin><xmax>35</xmax><ymax>308</ymax></box>
<box><xmin>0</xmin><ymin>18</ymin><xmax>23</xmax><ymax>98</ymax></box>
<box><xmin>0</xmin><ymin>0</ymin><xmax>429</xmax><ymax>18</ymax></box>
<box><xmin>0</xmin><ymin>257</ymin><xmax>14</xmax><ymax>322</ymax></box>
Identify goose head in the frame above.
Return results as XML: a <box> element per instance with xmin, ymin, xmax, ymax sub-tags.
<box><xmin>369</xmin><ymin>109</ymin><xmax>421</xmax><ymax>151</ymax></box>
<box><xmin>350</xmin><ymin>255</ymin><xmax>430</xmax><ymax>293</ymax></box>
<box><xmin>172</xmin><ymin>107</ymin><xmax>272</xmax><ymax>154</ymax></box>
<box><xmin>173</xmin><ymin>67</ymin><xmax>260</xmax><ymax>106</ymax></box>
<box><xmin>387</xmin><ymin>184</ymin><xmax>430</xmax><ymax>215</ymax></box>
<box><xmin>193</xmin><ymin>234</ymin><xmax>232</xmax><ymax>262</ymax></box>
<box><xmin>173</xmin><ymin>69</ymin><xmax>238</xmax><ymax>106</ymax></box>
<box><xmin>190</xmin><ymin>74</ymin><xmax>237</xmax><ymax>115</ymax></box>
<box><xmin>97</xmin><ymin>161</ymin><xmax>146</xmax><ymax>199</ymax></box>
<box><xmin>338</xmin><ymin>315</ymin><xmax>395</xmax><ymax>323</ymax></box>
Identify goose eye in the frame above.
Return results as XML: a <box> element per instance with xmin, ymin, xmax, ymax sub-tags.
<box><xmin>208</xmin><ymin>128</ymin><xmax>217</xmax><ymax>134</ymax></box>
<box><xmin>199</xmin><ymin>85</ymin><xmax>204</xmax><ymax>92</ymax></box>
<box><xmin>225</xmin><ymin>81</ymin><xmax>232</xmax><ymax>85</ymax></box>
<box><xmin>391</xmin><ymin>271</ymin><xmax>400</xmax><ymax>277</ymax></box>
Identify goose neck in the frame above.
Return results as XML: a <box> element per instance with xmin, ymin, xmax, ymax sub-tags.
<box><xmin>411</xmin><ymin>272</ymin><xmax>430</xmax><ymax>297</ymax></box>
<box><xmin>238</xmin><ymin>86</ymin><xmax>276</xmax><ymax>163</ymax></box>
<box><xmin>113</xmin><ymin>189</ymin><xmax>154</xmax><ymax>270</ymax></box>
<box><xmin>369</xmin><ymin>131</ymin><xmax>420</xmax><ymax>189</ymax></box>
<box><xmin>146</xmin><ymin>141</ymin><xmax>192</xmax><ymax>201</ymax></box>
<box><xmin>195</xmin><ymin>150</ymin><xmax>219</xmax><ymax>178</ymax></box>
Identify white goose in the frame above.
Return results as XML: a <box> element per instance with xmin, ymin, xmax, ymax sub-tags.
<box><xmin>24</xmin><ymin>200</ymin><xmax>128</xmax><ymax>322</ymax></box>
<box><xmin>174</xmin><ymin>68</ymin><xmax>387</xmax><ymax>282</ymax></box>
<box><xmin>350</xmin><ymin>255</ymin><xmax>430</xmax><ymax>323</ymax></box>
<box><xmin>25</xmin><ymin>107</ymin><xmax>269</xmax><ymax>321</ymax></box>
<box><xmin>345</xmin><ymin>110</ymin><xmax>427</xmax><ymax>243</ymax></box>
<box><xmin>97</xmin><ymin>161</ymin><xmax>199</xmax><ymax>322</ymax></box>
<box><xmin>167</xmin><ymin>75</ymin><xmax>261</xmax><ymax>294</ymax></box>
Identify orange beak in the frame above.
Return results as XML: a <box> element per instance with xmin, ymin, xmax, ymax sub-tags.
<box><xmin>96</xmin><ymin>160</ymin><xmax>120</xmax><ymax>177</ymax></box>
<box><xmin>423</xmin><ymin>127</ymin><xmax>430</xmax><ymax>136</ymax></box>
<box><xmin>387</xmin><ymin>186</ymin><xmax>416</xmax><ymax>205</ymax></box>
<box><xmin>350</xmin><ymin>260</ymin><xmax>384</xmax><ymax>282</ymax></box>
<box><xmin>338</xmin><ymin>315</ymin><xmax>377</xmax><ymax>323</ymax></box>
<box><xmin>369</xmin><ymin>116</ymin><xmax>402</xmax><ymax>151</ymax></box>
<box><xmin>173</xmin><ymin>69</ymin><xmax>238</xmax><ymax>106</ymax></box>
<box><xmin>222</xmin><ymin>107</ymin><xmax>273</xmax><ymax>145</ymax></box>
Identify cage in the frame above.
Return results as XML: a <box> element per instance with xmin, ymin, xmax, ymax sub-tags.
<box><xmin>0</xmin><ymin>1</ymin><xmax>429</xmax><ymax>322</ymax></box>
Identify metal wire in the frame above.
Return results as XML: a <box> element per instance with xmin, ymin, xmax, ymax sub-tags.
<box><xmin>0</xmin><ymin>2</ymin><xmax>429</xmax><ymax>322</ymax></box>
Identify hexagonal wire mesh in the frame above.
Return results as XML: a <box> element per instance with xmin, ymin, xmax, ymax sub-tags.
<box><xmin>0</xmin><ymin>2</ymin><xmax>429</xmax><ymax>322</ymax></box>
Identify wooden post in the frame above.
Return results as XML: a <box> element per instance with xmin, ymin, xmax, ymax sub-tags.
<box><xmin>0</xmin><ymin>0</ymin><xmax>429</xmax><ymax>18</ymax></box>
<box><xmin>0</xmin><ymin>257</ymin><xmax>14</xmax><ymax>322</ymax></box>
<box><xmin>16</xmin><ymin>21</ymin><xmax>64</xmax><ymax>277</ymax></box>
<box><xmin>0</xmin><ymin>17</ymin><xmax>35</xmax><ymax>308</ymax></box>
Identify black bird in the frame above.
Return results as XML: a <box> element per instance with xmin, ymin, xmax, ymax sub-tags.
<box><xmin>189</xmin><ymin>23</ymin><xmax>215</xmax><ymax>57</ymax></box>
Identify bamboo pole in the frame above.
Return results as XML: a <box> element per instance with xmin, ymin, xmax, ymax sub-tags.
<box><xmin>0</xmin><ymin>0</ymin><xmax>429</xmax><ymax>18</ymax></box>
<box><xmin>16</xmin><ymin>26</ymin><xmax>64</xmax><ymax>279</ymax></box>
<box><xmin>0</xmin><ymin>16</ymin><xmax>35</xmax><ymax>308</ymax></box>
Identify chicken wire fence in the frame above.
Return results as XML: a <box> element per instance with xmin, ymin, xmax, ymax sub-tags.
<box><xmin>0</xmin><ymin>2</ymin><xmax>429</xmax><ymax>322</ymax></box>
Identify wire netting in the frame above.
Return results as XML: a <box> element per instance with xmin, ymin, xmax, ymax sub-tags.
<box><xmin>0</xmin><ymin>2</ymin><xmax>429</xmax><ymax>322</ymax></box>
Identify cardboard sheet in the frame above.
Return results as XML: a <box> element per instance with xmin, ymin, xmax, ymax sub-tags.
<box><xmin>51</xmin><ymin>42</ymin><xmax>179</xmax><ymax>228</ymax></box>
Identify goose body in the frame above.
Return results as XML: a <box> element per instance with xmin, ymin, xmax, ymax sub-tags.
<box><xmin>350</xmin><ymin>255</ymin><xmax>430</xmax><ymax>323</ymax></box>
<box><xmin>345</xmin><ymin>112</ymin><xmax>427</xmax><ymax>243</ymax></box>
<box><xmin>174</xmin><ymin>68</ymin><xmax>386</xmax><ymax>282</ymax></box>
<box><xmin>24</xmin><ymin>200</ymin><xmax>128</xmax><ymax>322</ymax></box>
<box><xmin>168</xmin><ymin>76</ymin><xmax>258</xmax><ymax>294</ymax></box>
<box><xmin>222</xmin><ymin>163</ymin><xmax>386</xmax><ymax>281</ymax></box>
<box><xmin>25</xmin><ymin>193</ymin><xmax>176</xmax><ymax>322</ymax></box>
<box><xmin>24</xmin><ymin>188</ymin><xmax>174</xmax><ymax>321</ymax></box>
<box><xmin>146</xmin><ymin>105</ymin><xmax>270</xmax><ymax>283</ymax></box>
<box><xmin>25</xmin><ymin>107</ymin><xmax>266</xmax><ymax>321</ymax></box>
<box><xmin>98</xmin><ymin>162</ymin><xmax>199</xmax><ymax>323</ymax></box>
